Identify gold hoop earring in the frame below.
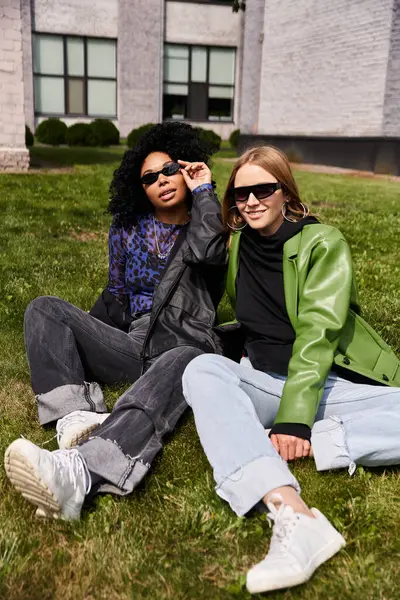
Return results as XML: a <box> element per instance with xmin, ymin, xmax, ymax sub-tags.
<box><xmin>227</xmin><ymin>205</ymin><xmax>247</xmax><ymax>231</ymax></box>
<box><xmin>281</xmin><ymin>201</ymin><xmax>308</xmax><ymax>222</ymax></box>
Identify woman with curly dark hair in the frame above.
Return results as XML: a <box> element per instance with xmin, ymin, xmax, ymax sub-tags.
<box><xmin>5</xmin><ymin>122</ymin><xmax>226</xmax><ymax>521</ymax></box>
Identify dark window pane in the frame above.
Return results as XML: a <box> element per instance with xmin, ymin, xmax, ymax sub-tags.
<box><xmin>163</xmin><ymin>94</ymin><xmax>187</xmax><ymax>120</ymax></box>
<box><xmin>208</xmin><ymin>97</ymin><xmax>233</xmax><ymax>121</ymax></box>
<box><xmin>163</xmin><ymin>83</ymin><xmax>188</xmax><ymax>119</ymax></box>
<box><xmin>188</xmin><ymin>82</ymin><xmax>208</xmax><ymax>120</ymax></box>
<box><xmin>68</xmin><ymin>78</ymin><xmax>85</xmax><ymax>114</ymax></box>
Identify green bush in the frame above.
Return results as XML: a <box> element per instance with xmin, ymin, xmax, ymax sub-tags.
<box><xmin>35</xmin><ymin>118</ymin><xmax>67</xmax><ymax>146</ymax></box>
<box><xmin>66</xmin><ymin>123</ymin><xmax>93</xmax><ymax>147</ymax></box>
<box><xmin>89</xmin><ymin>119</ymin><xmax>120</xmax><ymax>146</ymax></box>
<box><xmin>195</xmin><ymin>127</ymin><xmax>222</xmax><ymax>154</ymax></box>
<box><xmin>127</xmin><ymin>123</ymin><xmax>156</xmax><ymax>148</ymax></box>
<box><xmin>25</xmin><ymin>125</ymin><xmax>34</xmax><ymax>148</ymax></box>
<box><xmin>229</xmin><ymin>128</ymin><xmax>240</xmax><ymax>149</ymax></box>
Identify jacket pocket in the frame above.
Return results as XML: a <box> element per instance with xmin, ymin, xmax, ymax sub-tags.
<box><xmin>168</xmin><ymin>291</ymin><xmax>214</xmax><ymax>327</ymax></box>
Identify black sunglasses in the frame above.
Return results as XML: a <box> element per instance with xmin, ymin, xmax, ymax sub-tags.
<box><xmin>232</xmin><ymin>182</ymin><xmax>282</xmax><ymax>203</ymax></box>
<box><xmin>140</xmin><ymin>162</ymin><xmax>181</xmax><ymax>186</ymax></box>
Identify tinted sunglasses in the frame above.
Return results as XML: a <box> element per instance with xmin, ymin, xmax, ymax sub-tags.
<box><xmin>141</xmin><ymin>162</ymin><xmax>181</xmax><ymax>186</ymax></box>
<box><xmin>232</xmin><ymin>182</ymin><xmax>282</xmax><ymax>203</ymax></box>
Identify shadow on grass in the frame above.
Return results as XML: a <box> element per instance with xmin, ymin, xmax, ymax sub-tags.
<box><xmin>30</xmin><ymin>145</ymin><xmax>126</xmax><ymax>168</ymax></box>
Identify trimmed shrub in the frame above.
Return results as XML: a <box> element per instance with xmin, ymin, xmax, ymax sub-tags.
<box><xmin>229</xmin><ymin>128</ymin><xmax>240</xmax><ymax>149</ymax></box>
<box><xmin>195</xmin><ymin>127</ymin><xmax>222</xmax><ymax>154</ymax></box>
<box><xmin>127</xmin><ymin>123</ymin><xmax>156</xmax><ymax>148</ymax></box>
<box><xmin>89</xmin><ymin>119</ymin><xmax>120</xmax><ymax>146</ymax></box>
<box><xmin>25</xmin><ymin>125</ymin><xmax>34</xmax><ymax>148</ymax></box>
<box><xmin>66</xmin><ymin>123</ymin><xmax>93</xmax><ymax>147</ymax></box>
<box><xmin>35</xmin><ymin>118</ymin><xmax>67</xmax><ymax>146</ymax></box>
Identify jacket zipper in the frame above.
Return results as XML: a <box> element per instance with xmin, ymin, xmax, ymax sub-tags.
<box><xmin>83</xmin><ymin>381</ymin><xmax>96</xmax><ymax>412</ymax></box>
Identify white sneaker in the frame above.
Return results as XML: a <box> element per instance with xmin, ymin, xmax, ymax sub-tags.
<box><xmin>4</xmin><ymin>438</ymin><xmax>91</xmax><ymax>521</ymax></box>
<box><xmin>246</xmin><ymin>495</ymin><xmax>346</xmax><ymax>594</ymax></box>
<box><xmin>56</xmin><ymin>410</ymin><xmax>109</xmax><ymax>449</ymax></box>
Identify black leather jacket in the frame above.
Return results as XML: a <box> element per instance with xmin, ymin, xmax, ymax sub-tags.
<box><xmin>91</xmin><ymin>188</ymin><xmax>227</xmax><ymax>367</ymax></box>
<box><xmin>140</xmin><ymin>187</ymin><xmax>227</xmax><ymax>366</ymax></box>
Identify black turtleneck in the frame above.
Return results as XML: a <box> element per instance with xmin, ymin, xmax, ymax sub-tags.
<box><xmin>236</xmin><ymin>217</ymin><xmax>319</xmax><ymax>441</ymax></box>
<box><xmin>237</xmin><ymin>217</ymin><xmax>319</xmax><ymax>375</ymax></box>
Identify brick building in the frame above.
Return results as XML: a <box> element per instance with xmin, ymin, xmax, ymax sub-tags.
<box><xmin>0</xmin><ymin>0</ymin><xmax>399</xmax><ymax>173</ymax></box>
<box><xmin>240</xmin><ymin>0</ymin><xmax>400</xmax><ymax>174</ymax></box>
<box><xmin>0</xmin><ymin>0</ymin><xmax>29</xmax><ymax>171</ymax></box>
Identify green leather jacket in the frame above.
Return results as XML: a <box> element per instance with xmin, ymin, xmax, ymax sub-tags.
<box><xmin>225</xmin><ymin>224</ymin><xmax>400</xmax><ymax>428</ymax></box>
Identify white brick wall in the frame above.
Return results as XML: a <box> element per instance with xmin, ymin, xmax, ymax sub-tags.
<box><xmin>383</xmin><ymin>0</ymin><xmax>400</xmax><ymax>136</ymax></box>
<box><xmin>32</xmin><ymin>0</ymin><xmax>118</xmax><ymax>38</ymax></box>
<box><xmin>0</xmin><ymin>0</ymin><xmax>29</xmax><ymax>171</ymax></box>
<box><xmin>118</xmin><ymin>0</ymin><xmax>164</xmax><ymax>136</ymax></box>
<box><xmin>252</xmin><ymin>0</ymin><xmax>396</xmax><ymax>137</ymax></box>
<box><xmin>239</xmin><ymin>0</ymin><xmax>264</xmax><ymax>134</ymax></box>
<box><xmin>165</xmin><ymin>1</ymin><xmax>241</xmax><ymax>46</ymax></box>
<box><xmin>21</xmin><ymin>0</ymin><xmax>34</xmax><ymax>130</ymax></box>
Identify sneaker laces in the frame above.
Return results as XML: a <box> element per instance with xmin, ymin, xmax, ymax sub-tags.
<box><xmin>266</xmin><ymin>494</ymin><xmax>299</xmax><ymax>554</ymax></box>
<box><xmin>53</xmin><ymin>449</ymin><xmax>92</xmax><ymax>495</ymax></box>
<box><xmin>55</xmin><ymin>411</ymin><xmax>91</xmax><ymax>446</ymax></box>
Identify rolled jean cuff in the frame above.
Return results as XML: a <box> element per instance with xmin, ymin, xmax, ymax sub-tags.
<box><xmin>216</xmin><ymin>455</ymin><xmax>301</xmax><ymax>517</ymax></box>
<box><xmin>36</xmin><ymin>382</ymin><xmax>107</xmax><ymax>425</ymax></box>
<box><xmin>78</xmin><ymin>436</ymin><xmax>149</xmax><ymax>496</ymax></box>
<box><xmin>311</xmin><ymin>416</ymin><xmax>352</xmax><ymax>472</ymax></box>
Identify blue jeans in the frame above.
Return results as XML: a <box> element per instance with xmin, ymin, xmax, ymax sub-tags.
<box><xmin>182</xmin><ymin>354</ymin><xmax>400</xmax><ymax>516</ymax></box>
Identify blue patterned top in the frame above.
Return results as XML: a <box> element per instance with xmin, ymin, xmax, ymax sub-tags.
<box><xmin>107</xmin><ymin>215</ymin><xmax>185</xmax><ymax>316</ymax></box>
<box><xmin>107</xmin><ymin>185</ymin><xmax>214</xmax><ymax>316</ymax></box>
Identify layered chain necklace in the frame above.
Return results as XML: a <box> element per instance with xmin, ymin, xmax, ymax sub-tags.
<box><xmin>152</xmin><ymin>215</ymin><xmax>189</xmax><ymax>260</ymax></box>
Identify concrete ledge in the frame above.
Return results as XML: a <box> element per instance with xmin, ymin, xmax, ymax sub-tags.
<box><xmin>0</xmin><ymin>148</ymin><xmax>30</xmax><ymax>172</ymax></box>
<box><xmin>238</xmin><ymin>135</ymin><xmax>400</xmax><ymax>176</ymax></box>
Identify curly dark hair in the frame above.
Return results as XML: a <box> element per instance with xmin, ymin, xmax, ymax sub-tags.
<box><xmin>108</xmin><ymin>122</ymin><xmax>213</xmax><ymax>227</ymax></box>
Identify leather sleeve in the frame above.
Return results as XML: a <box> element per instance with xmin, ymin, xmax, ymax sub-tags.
<box><xmin>184</xmin><ymin>188</ymin><xmax>228</xmax><ymax>267</ymax></box>
<box><xmin>275</xmin><ymin>232</ymin><xmax>353</xmax><ymax>428</ymax></box>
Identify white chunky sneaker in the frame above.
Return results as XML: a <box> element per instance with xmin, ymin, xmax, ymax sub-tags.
<box><xmin>4</xmin><ymin>439</ymin><xmax>91</xmax><ymax>521</ymax></box>
<box><xmin>246</xmin><ymin>495</ymin><xmax>346</xmax><ymax>594</ymax></box>
<box><xmin>56</xmin><ymin>410</ymin><xmax>109</xmax><ymax>450</ymax></box>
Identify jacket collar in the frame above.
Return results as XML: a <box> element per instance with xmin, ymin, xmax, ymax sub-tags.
<box><xmin>282</xmin><ymin>232</ymin><xmax>300</xmax><ymax>329</ymax></box>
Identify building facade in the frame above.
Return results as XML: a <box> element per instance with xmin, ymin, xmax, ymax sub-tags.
<box><xmin>1</xmin><ymin>0</ymin><xmax>399</xmax><ymax>173</ymax></box>
<box><xmin>240</xmin><ymin>0</ymin><xmax>400</xmax><ymax>174</ymax></box>
<box><xmin>0</xmin><ymin>0</ymin><xmax>29</xmax><ymax>171</ymax></box>
<box><xmin>24</xmin><ymin>0</ymin><xmax>243</xmax><ymax>139</ymax></box>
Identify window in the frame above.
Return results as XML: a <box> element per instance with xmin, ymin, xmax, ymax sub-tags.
<box><xmin>33</xmin><ymin>34</ymin><xmax>117</xmax><ymax>117</ymax></box>
<box><xmin>163</xmin><ymin>44</ymin><xmax>235</xmax><ymax>122</ymax></box>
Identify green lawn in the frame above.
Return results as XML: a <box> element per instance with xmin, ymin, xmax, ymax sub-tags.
<box><xmin>1</xmin><ymin>149</ymin><xmax>400</xmax><ymax>599</ymax></box>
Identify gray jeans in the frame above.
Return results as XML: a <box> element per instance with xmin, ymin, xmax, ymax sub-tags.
<box><xmin>25</xmin><ymin>296</ymin><xmax>203</xmax><ymax>495</ymax></box>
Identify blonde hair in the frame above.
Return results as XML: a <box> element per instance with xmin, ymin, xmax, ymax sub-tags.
<box><xmin>222</xmin><ymin>145</ymin><xmax>309</xmax><ymax>231</ymax></box>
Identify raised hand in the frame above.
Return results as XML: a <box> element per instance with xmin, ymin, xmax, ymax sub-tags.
<box><xmin>178</xmin><ymin>160</ymin><xmax>212</xmax><ymax>192</ymax></box>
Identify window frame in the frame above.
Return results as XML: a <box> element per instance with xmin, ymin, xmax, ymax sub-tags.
<box><xmin>32</xmin><ymin>32</ymin><xmax>118</xmax><ymax>119</ymax></box>
<box><xmin>163</xmin><ymin>42</ymin><xmax>236</xmax><ymax>123</ymax></box>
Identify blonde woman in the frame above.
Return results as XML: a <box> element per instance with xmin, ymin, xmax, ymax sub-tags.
<box><xmin>182</xmin><ymin>146</ymin><xmax>400</xmax><ymax>594</ymax></box>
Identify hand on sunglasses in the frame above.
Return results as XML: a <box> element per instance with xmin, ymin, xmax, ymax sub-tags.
<box><xmin>178</xmin><ymin>160</ymin><xmax>212</xmax><ymax>192</ymax></box>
